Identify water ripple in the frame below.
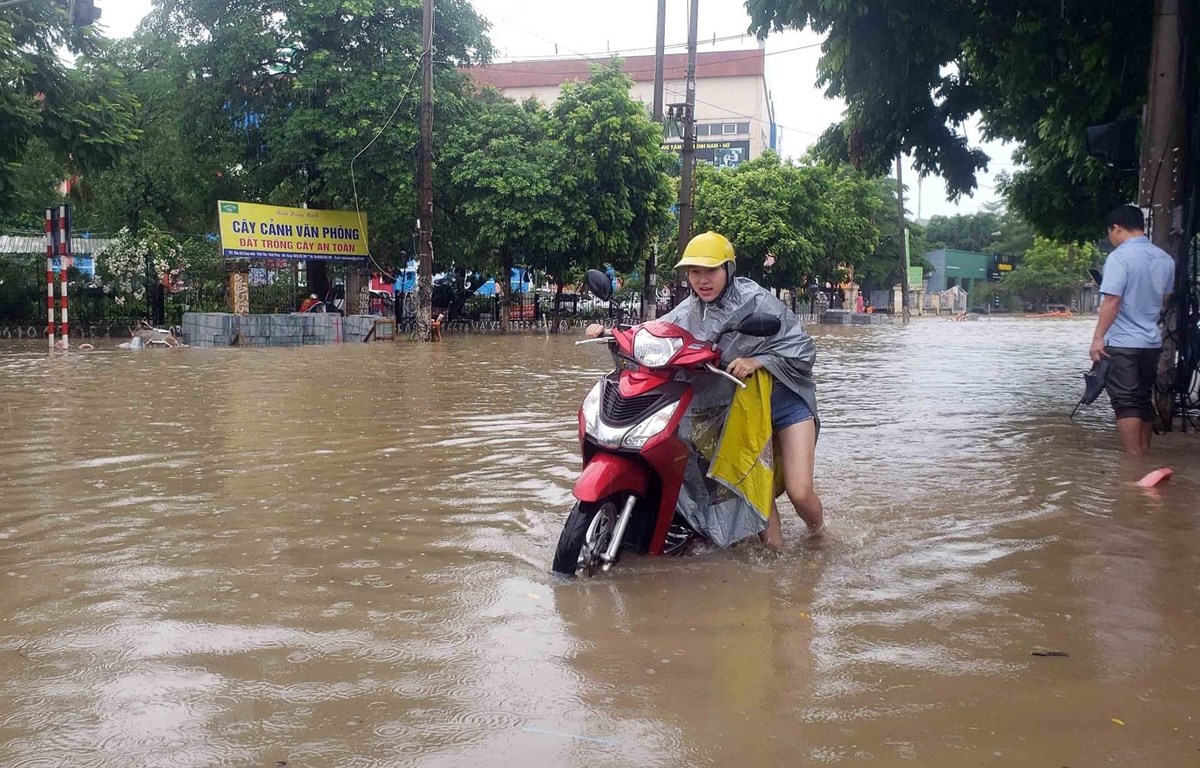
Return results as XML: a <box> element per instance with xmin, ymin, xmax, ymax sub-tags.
<box><xmin>2</xmin><ymin>324</ymin><xmax>1198</xmax><ymax>766</ymax></box>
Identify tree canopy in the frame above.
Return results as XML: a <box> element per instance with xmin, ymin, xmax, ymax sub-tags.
<box><xmin>856</xmin><ymin>176</ymin><xmax>929</xmax><ymax>289</ymax></box>
<box><xmin>0</xmin><ymin>3</ymin><xmax>139</xmax><ymax>213</ymax></box>
<box><xmin>693</xmin><ymin>151</ymin><xmax>880</xmax><ymax>291</ymax></box>
<box><xmin>549</xmin><ymin>64</ymin><xmax>674</xmax><ymax>273</ymax></box>
<box><xmin>126</xmin><ymin>0</ymin><xmax>494</xmax><ymax>261</ymax></box>
<box><xmin>982</xmin><ymin>236</ymin><xmax>1101</xmax><ymax>310</ymax></box>
<box><xmin>745</xmin><ymin>0</ymin><xmax>1177</xmax><ymax>240</ymax></box>
<box><xmin>443</xmin><ymin>95</ymin><xmax>569</xmax><ymax>268</ymax></box>
<box><xmin>924</xmin><ymin>204</ymin><xmax>1034</xmax><ymax>256</ymax></box>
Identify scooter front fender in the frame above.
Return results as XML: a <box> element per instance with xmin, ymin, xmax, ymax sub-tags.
<box><xmin>573</xmin><ymin>452</ymin><xmax>649</xmax><ymax>503</ymax></box>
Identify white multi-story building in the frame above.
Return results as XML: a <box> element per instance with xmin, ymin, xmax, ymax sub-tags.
<box><xmin>467</xmin><ymin>49</ymin><xmax>778</xmax><ymax>168</ymax></box>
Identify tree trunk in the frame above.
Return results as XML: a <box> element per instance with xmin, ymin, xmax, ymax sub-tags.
<box><xmin>552</xmin><ymin>282</ymin><xmax>564</xmax><ymax>334</ymax></box>
<box><xmin>500</xmin><ymin>252</ymin><xmax>513</xmax><ymax>334</ymax></box>
<box><xmin>345</xmin><ymin>267</ymin><xmax>367</xmax><ymax>316</ymax></box>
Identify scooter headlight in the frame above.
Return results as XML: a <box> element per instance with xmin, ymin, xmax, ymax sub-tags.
<box><xmin>632</xmin><ymin>329</ymin><xmax>683</xmax><ymax>368</ymax></box>
<box><xmin>581</xmin><ymin>380</ymin><xmax>603</xmax><ymax>435</ymax></box>
<box><xmin>622</xmin><ymin>401</ymin><xmax>680</xmax><ymax>450</ymax></box>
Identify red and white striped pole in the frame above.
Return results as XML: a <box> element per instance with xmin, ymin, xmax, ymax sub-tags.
<box><xmin>58</xmin><ymin>205</ymin><xmax>70</xmax><ymax>349</ymax></box>
<box><xmin>45</xmin><ymin>208</ymin><xmax>56</xmax><ymax>352</ymax></box>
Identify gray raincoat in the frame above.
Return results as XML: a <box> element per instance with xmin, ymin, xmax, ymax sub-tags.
<box><xmin>659</xmin><ymin>276</ymin><xmax>818</xmax><ymax>547</ymax></box>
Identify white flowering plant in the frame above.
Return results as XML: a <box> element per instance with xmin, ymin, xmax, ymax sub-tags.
<box><xmin>97</xmin><ymin>226</ymin><xmax>186</xmax><ymax>305</ymax></box>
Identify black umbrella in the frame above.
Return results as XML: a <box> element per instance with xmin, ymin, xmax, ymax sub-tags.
<box><xmin>1069</xmin><ymin>358</ymin><xmax>1111</xmax><ymax>420</ymax></box>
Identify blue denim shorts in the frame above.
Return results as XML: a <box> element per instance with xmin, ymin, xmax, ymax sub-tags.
<box><xmin>771</xmin><ymin>383</ymin><xmax>814</xmax><ymax>432</ymax></box>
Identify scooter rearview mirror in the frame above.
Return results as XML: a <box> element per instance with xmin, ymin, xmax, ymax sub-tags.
<box><xmin>585</xmin><ymin>269</ymin><xmax>613</xmax><ymax>301</ymax></box>
<box><xmin>736</xmin><ymin>313</ymin><xmax>781</xmax><ymax>337</ymax></box>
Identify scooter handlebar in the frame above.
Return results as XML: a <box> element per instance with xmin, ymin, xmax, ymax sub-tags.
<box><xmin>705</xmin><ymin>362</ymin><xmax>747</xmax><ymax>389</ymax></box>
<box><xmin>577</xmin><ymin>331</ymin><xmax>743</xmax><ymax>388</ymax></box>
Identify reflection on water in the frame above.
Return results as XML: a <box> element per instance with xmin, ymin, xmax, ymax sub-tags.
<box><xmin>1</xmin><ymin>318</ymin><xmax>1198</xmax><ymax>766</ymax></box>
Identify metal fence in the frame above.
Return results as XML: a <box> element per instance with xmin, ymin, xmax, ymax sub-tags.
<box><xmin>2</xmin><ymin>251</ymin><xmax>653</xmax><ymax>337</ymax></box>
<box><xmin>0</xmin><ymin>255</ymin><xmax>365</xmax><ymax>336</ymax></box>
<box><xmin>0</xmin><ymin>253</ymin><xmax>228</xmax><ymax>336</ymax></box>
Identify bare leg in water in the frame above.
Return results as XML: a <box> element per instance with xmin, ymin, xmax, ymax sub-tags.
<box><xmin>759</xmin><ymin>419</ymin><xmax>824</xmax><ymax>551</ymax></box>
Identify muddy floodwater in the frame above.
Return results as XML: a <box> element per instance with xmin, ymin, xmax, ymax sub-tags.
<box><xmin>2</xmin><ymin>318</ymin><xmax>1199</xmax><ymax>767</ymax></box>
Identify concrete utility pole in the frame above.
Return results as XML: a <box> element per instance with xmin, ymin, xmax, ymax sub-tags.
<box><xmin>676</xmin><ymin>0</ymin><xmax>699</xmax><ymax>266</ymax></box>
<box><xmin>642</xmin><ymin>0</ymin><xmax>667</xmax><ymax>321</ymax></box>
<box><xmin>1140</xmin><ymin>0</ymin><xmax>1190</xmax><ymax>429</ymax></box>
<box><xmin>415</xmin><ymin>0</ymin><xmax>435</xmax><ymax>340</ymax></box>
<box><xmin>896</xmin><ymin>155</ymin><xmax>910</xmax><ymax>323</ymax></box>
<box><xmin>652</xmin><ymin>0</ymin><xmax>666</xmax><ymax>124</ymax></box>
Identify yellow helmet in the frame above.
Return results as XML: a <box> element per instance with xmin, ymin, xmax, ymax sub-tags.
<box><xmin>675</xmin><ymin>231</ymin><xmax>735</xmax><ymax>269</ymax></box>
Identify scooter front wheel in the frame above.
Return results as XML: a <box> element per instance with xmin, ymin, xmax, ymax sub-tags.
<box><xmin>551</xmin><ymin>498</ymin><xmax>621</xmax><ymax>577</ymax></box>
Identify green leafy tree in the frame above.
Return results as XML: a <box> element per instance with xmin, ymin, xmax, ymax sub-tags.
<box><xmin>993</xmin><ymin>237</ymin><xmax>1100</xmax><ymax>309</ymax></box>
<box><xmin>984</xmin><ymin>202</ymin><xmax>1036</xmax><ymax>259</ymax></box>
<box><xmin>443</xmin><ymin>94</ymin><xmax>569</xmax><ymax>331</ymax></box>
<box><xmin>694</xmin><ymin>152</ymin><xmax>880</xmax><ymax>293</ymax></box>
<box><xmin>925</xmin><ymin>211</ymin><xmax>1002</xmax><ymax>252</ymax></box>
<box><xmin>0</xmin><ymin>3</ymin><xmax>140</xmax><ymax>212</ymax></box>
<box><xmin>924</xmin><ymin>204</ymin><xmax>1035</xmax><ymax>256</ymax></box>
<box><xmin>72</xmin><ymin>33</ymin><xmax>221</xmax><ymax>236</ymax></box>
<box><xmin>856</xmin><ymin>176</ymin><xmax>930</xmax><ymax>291</ymax></box>
<box><xmin>745</xmin><ymin>0</ymin><xmax>1179</xmax><ymax>240</ymax></box>
<box><xmin>549</xmin><ymin>63</ymin><xmax>674</xmax><ymax>273</ymax></box>
<box><xmin>140</xmin><ymin>0</ymin><xmax>493</xmax><ymax>270</ymax></box>
<box><xmin>0</xmin><ymin>139</ymin><xmax>62</xmax><ymax>230</ymax></box>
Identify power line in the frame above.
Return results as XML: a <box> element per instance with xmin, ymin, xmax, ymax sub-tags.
<box><xmin>493</xmin><ymin>31</ymin><xmax>759</xmax><ymax>62</ymax></box>
<box><xmin>350</xmin><ymin>55</ymin><xmax>425</xmax><ymax>280</ymax></box>
<box><xmin>476</xmin><ymin>24</ymin><xmax>832</xmax><ymax>141</ymax></box>
<box><xmin>478</xmin><ymin>41</ymin><xmax>824</xmax><ymax>80</ymax></box>
<box><xmin>684</xmin><ymin>95</ymin><xmax>825</xmax><ymax>139</ymax></box>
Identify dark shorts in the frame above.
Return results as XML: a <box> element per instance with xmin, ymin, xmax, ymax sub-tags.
<box><xmin>771</xmin><ymin>383</ymin><xmax>814</xmax><ymax>432</ymax></box>
<box><xmin>1105</xmin><ymin>346</ymin><xmax>1161</xmax><ymax>422</ymax></box>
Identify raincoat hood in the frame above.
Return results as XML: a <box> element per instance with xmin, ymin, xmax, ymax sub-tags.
<box><xmin>659</xmin><ymin>277</ymin><xmax>818</xmax><ymax>547</ymax></box>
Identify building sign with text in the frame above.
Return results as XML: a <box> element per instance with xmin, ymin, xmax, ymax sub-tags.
<box><xmin>663</xmin><ymin>140</ymin><xmax>751</xmax><ymax>169</ymax></box>
<box><xmin>217</xmin><ymin>201</ymin><xmax>369</xmax><ymax>262</ymax></box>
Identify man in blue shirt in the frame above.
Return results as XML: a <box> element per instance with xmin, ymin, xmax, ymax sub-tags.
<box><xmin>1090</xmin><ymin>205</ymin><xmax>1175</xmax><ymax>455</ymax></box>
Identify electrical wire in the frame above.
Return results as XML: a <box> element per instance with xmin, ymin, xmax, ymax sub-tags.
<box><xmin>493</xmin><ymin>31</ymin><xmax>759</xmax><ymax>61</ymax></box>
<box><xmin>474</xmin><ymin>16</ymin><xmax>830</xmax><ymax>140</ymax></box>
<box><xmin>477</xmin><ymin>41</ymin><xmax>823</xmax><ymax>79</ymax></box>
<box><xmin>686</xmin><ymin>94</ymin><xmax>825</xmax><ymax>139</ymax></box>
<box><xmin>350</xmin><ymin>50</ymin><xmax>426</xmax><ymax>281</ymax></box>
<box><xmin>480</xmin><ymin>12</ymin><xmax>834</xmax><ymax>145</ymax></box>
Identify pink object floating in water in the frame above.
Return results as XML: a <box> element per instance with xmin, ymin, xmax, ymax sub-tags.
<box><xmin>1136</xmin><ymin>468</ymin><xmax>1173</xmax><ymax>488</ymax></box>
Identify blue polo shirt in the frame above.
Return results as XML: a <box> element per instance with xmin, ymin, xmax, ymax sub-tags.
<box><xmin>1099</xmin><ymin>235</ymin><xmax>1175</xmax><ymax>349</ymax></box>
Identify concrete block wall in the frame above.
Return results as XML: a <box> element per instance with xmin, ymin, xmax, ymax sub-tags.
<box><xmin>296</xmin><ymin>313</ymin><xmax>342</xmax><ymax>345</ymax></box>
<box><xmin>819</xmin><ymin>309</ymin><xmax>888</xmax><ymax>326</ymax></box>
<box><xmin>182</xmin><ymin>312</ymin><xmax>376</xmax><ymax>346</ymax></box>
<box><xmin>266</xmin><ymin>314</ymin><xmax>303</xmax><ymax>347</ymax></box>
<box><xmin>342</xmin><ymin>315</ymin><xmax>377</xmax><ymax>342</ymax></box>
<box><xmin>182</xmin><ymin>313</ymin><xmax>238</xmax><ymax>347</ymax></box>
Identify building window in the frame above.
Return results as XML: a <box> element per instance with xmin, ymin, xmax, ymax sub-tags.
<box><xmin>722</xmin><ymin>123</ymin><xmax>737</xmax><ymax>135</ymax></box>
<box><xmin>736</xmin><ymin>122</ymin><xmax>751</xmax><ymax>134</ymax></box>
<box><xmin>695</xmin><ymin>124</ymin><xmax>710</xmax><ymax>137</ymax></box>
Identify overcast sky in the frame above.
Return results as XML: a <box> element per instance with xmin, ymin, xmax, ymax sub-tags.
<box><xmin>99</xmin><ymin>0</ymin><xmax>1013</xmax><ymax>220</ymax></box>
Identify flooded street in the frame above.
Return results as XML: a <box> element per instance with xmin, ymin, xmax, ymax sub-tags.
<box><xmin>2</xmin><ymin>318</ymin><xmax>1199</xmax><ymax>767</ymax></box>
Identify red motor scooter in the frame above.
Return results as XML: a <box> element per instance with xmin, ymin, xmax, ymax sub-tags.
<box><xmin>552</xmin><ymin>270</ymin><xmax>780</xmax><ymax>577</ymax></box>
